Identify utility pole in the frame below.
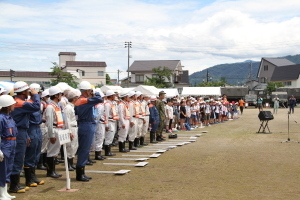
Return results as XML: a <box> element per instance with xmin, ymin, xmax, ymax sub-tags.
<box><xmin>10</xmin><ymin>69</ymin><xmax>15</xmax><ymax>82</ymax></box>
<box><xmin>206</xmin><ymin>70</ymin><xmax>209</xmax><ymax>82</ymax></box>
<box><xmin>117</xmin><ymin>69</ymin><xmax>120</xmax><ymax>85</ymax></box>
<box><xmin>125</xmin><ymin>41</ymin><xmax>132</xmax><ymax>88</ymax></box>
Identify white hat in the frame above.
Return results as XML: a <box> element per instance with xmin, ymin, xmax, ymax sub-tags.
<box><xmin>74</xmin><ymin>89</ymin><xmax>82</xmax><ymax>97</ymax></box>
<box><xmin>0</xmin><ymin>95</ymin><xmax>16</xmax><ymax>107</ymax></box>
<box><xmin>105</xmin><ymin>90</ymin><xmax>115</xmax><ymax>97</ymax></box>
<box><xmin>150</xmin><ymin>95</ymin><xmax>157</xmax><ymax>101</ymax></box>
<box><xmin>128</xmin><ymin>91</ymin><xmax>136</xmax><ymax>98</ymax></box>
<box><xmin>78</xmin><ymin>81</ymin><xmax>92</xmax><ymax>90</ymax></box>
<box><xmin>67</xmin><ymin>90</ymin><xmax>79</xmax><ymax>100</ymax></box>
<box><xmin>14</xmin><ymin>81</ymin><xmax>29</xmax><ymax>93</ymax></box>
<box><xmin>41</xmin><ymin>89</ymin><xmax>49</xmax><ymax>98</ymax></box>
<box><xmin>29</xmin><ymin>83</ymin><xmax>41</xmax><ymax>93</ymax></box>
<box><xmin>49</xmin><ymin>86</ymin><xmax>62</xmax><ymax>96</ymax></box>
<box><xmin>136</xmin><ymin>91</ymin><xmax>142</xmax><ymax>97</ymax></box>
<box><xmin>119</xmin><ymin>90</ymin><xmax>128</xmax><ymax>98</ymax></box>
<box><xmin>0</xmin><ymin>86</ymin><xmax>6</xmax><ymax>94</ymax></box>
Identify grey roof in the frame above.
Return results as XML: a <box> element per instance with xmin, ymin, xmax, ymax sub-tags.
<box><xmin>66</xmin><ymin>61</ymin><xmax>107</xmax><ymax>67</ymax></box>
<box><xmin>59</xmin><ymin>52</ymin><xmax>76</xmax><ymax>56</ymax></box>
<box><xmin>128</xmin><ymin>60</ymin><xmax>181</xmax><ymax>72</ymax></box>
<box><xmin>271</xmin><ymin>64</ymin><xmax>300</xmax><ymax>81</ymax></box>
<box><xmin>263</xmin><ymin>57</ymin><xmax>295</xmax><ymax>67</ymax></box>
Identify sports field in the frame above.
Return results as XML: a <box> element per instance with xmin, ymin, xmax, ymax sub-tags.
<box><xmin>17</xmin><ymin>107</ymin><xmax>300</xmax><ymax>200</ymax></box>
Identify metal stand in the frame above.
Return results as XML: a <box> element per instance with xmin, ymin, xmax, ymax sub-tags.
<box><xmin>257</xmin><ymin>120</ymin><xmax>271</xmax><ymax>133</ymax></box>
<box><xmin>281</xmin><ymin>111</ymin><xmax>299</xmax><ymax>143</ymax></box>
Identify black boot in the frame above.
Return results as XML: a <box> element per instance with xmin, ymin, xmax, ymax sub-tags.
<box><xmin>9</xmin><ymin>174</ymin><xmax>26</xmax><ymax>193</ymax></box>
<box><xmin>95</xmin><ymin>151</ymin><xmax>106</xmax><ymax>160</ymax></box>
<box><xmin>123</xmin><ymin>142</ymin><xmax>130</xmax><ymax>152</ymax></box>
<box><xmin>76</xmin><ymin>167</ymin><xmax>89</xmax><ymax>182</ymax></box>
<box><xmin>105</xmin><ymin>145</ymin><xmax>116</xmax><ymax>156</ymax></box>
<box><xmin>129</xmin><ymin>141</ymin><xmax>137</xmax><ymax>150</ymax></box>
<box><xmin>31</xmin><ymin>167</ymin><xmax>45</xmax><ymax>185</ymax></box>
<box><xmin>118</xmin><ymin>142</ymin><xmax>127</xmax><ymax>152</ymax></box>
<box><xmin>24</xmin><ymin>167</ymin><xmax>37</xmax><ymax>187</ymax></box>
<box><xmin>140</xmin><ymin>137</ymin><xmax>148</xmax><ymax>146</ymax></box>
<box><xmin>46</xmin><ymin>157</ymin><xmax>61</xmax><ymax>178</ymax></box>
<box><xmin>134</xmin><ymin>138</ymin><xmax>141</xmax><ymax>148</ymax></box>
<box><xmin>67</xmin><ymin>158</ymin><xmax>75</xmax><ymax>171</ymax></box>
<box><xmin>37</xmin><ymin>154</ymin><xmax>47</xmax><ymax>170</ymax></box>
<box><xmin>150</xmin><ymin>132</ymin><xmax>158</xmax><ymax>143</ymax></box>
<box><xmin>83</xmin><ymin>166</ymin><xmax>92</xmax><ymax>180</ymax></box>
<box><xmin>68</xmin><ymin>157</ymin><xmax>76</xmax><ymax>170</ymax></box>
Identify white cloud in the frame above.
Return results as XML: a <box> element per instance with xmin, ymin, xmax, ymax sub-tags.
<box><xmin>0</xmin><ymin>0</ymin><xmax>300</xmax><ymax>78</ymax></box>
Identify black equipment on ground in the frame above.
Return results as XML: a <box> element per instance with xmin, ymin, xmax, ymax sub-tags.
<box><xmin>257</xmin><ymin>111</ymin><xmax>273</xmax><ymax>134</ymax></box>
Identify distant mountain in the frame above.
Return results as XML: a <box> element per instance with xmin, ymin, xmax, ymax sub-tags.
<box><xmin>189</xmin><ymin>54</ymin><xmax>300</xmax><ymax>86</ymax></box>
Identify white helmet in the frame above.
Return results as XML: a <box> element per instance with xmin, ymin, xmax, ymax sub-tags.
<box><xmin>14</xmin><ymin>81</ymin><xmax>29</xmax><ymax>93</ymax></box>
<box><xmin>78</xmin><ymin>81</ymin><xmax>92</xmax><ymax>90</ymax></box>
<box><xmin>73</xmin><ymin>89</ymin><xmax>82</xmax><ymax>97</ymax></box>
<box><xmin>119</xmin><ymin>90</ymin><xmax>128</xmax><ymax>98</ymax></box>
<box><xmin>41</xmin><ymin>89</ymin><xmax>50</xmax><ymax>98</ymax></box>
<box><xmin>136</xmin><ymin>91</ymin><xmax>142</xmax><ymax>97</ymax></box>
<box><xmin>128</xmin><ymin>91</ymin><xmax>136</xmax><ymax>98</ymax></box>
<box><xmin>49</xmin><ymin>86</ymin><xmax>62</xmax><ymax>96</ymax></box>
<box><xmin>0</xmin><ymin>86</ymin><xmax>6</xmax><ymax>95</ymax></box>
<box><xmin>29</xmin><ymin>83</ymin><xmax>41</xmax><ymax>93</ymax></box>
<box><xmin>105</xmin><ymin>90</ymin><xmax>115</xmax><ymax>97</ymax></box>
<box><xmin>0</xmin><ymin>95</ymin><xmax>16</xmax><ymax>107</ymax></box>
<box><xmin>150</xmin><ymin>95</ymin><xmax>157</xmax><ymax>101</ymax></box>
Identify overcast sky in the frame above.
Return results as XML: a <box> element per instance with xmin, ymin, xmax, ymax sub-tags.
<box><xmin>1</xmin><ymin>0</ymin><xmax>300</xmax><ymax>79</ymax></box>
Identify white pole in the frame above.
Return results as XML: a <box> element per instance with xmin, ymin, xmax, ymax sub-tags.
<box><xmin>63</xmin><ymin>144</ymin><xmax>71</xmax><ymax>190</ymax></box>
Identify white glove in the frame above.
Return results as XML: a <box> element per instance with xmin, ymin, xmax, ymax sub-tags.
<box><xmin>0</xmin><ymin>150</ymin><xmax>3</xmax><ymax>162</ymax></box>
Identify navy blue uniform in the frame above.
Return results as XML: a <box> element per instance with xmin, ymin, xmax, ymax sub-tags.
<box><xmin>75</xmin><ymin>94</ymin><xmax>102</xmax><ymax>168</ymax></box>
<box><xmin>149</xmin><ymin>103</ymin><xmax>159</xmax><ymax>132</ymax></box>
<box><xmin>0</xmin><ymin>113</ymin><xmax>17</xmax><ymax>187</ymax></box>
<box><xmin>11</xmin><ymin>94</ymin><xmax>40</xmax><ymax>175</ymax></box>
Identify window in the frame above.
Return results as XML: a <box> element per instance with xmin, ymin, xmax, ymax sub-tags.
<box><xmin>98</xmin><ymin>71</ymin><xmax>104</xmax><ymax>76</ymax></box>
<box><xmin>136</xmin><ymin>75</ymin><xmax>144</xmax><ymax>82</ymax></box>
<box><xmin>261</xmin><ymin>77</ymin><xmax>266</xmax><ymax>83</ymax></box>
<box><xmin>283</xmin><ymin>81</ymin><xmax>291</xmax><ymax>86</ymax></box>
<box><xmin>81</xmin><ymin>71</ymin><xmax>85</xmax><ymax>76</ymax></box>
<box><xmin>264</xmin><ymin>65</ymin><xmax>268</xmax><ymax>71</ymax></box>
<box><xmin>152</xmin><ymin>74</ymin><xmax>159</xmax><ymax>78</ymax></box>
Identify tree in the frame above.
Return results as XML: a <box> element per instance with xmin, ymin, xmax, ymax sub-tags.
<box><xmin>144</xmin><ymin>66</ymin><xmax>174</xmax><ymax>88</ymax></box>
<box><xmin>106</xmin><ymin>73</ymin><xmax>112</xmax><ymax>85</ymax></box>
<box><xmin>265</xmin><ymin>82</ymin><xmax>284</xmax><ymax>95</ymax></box>
<box><xmin>197</xmin><ymin>80</ymin><xmax>226</xmax><ymax>87</ymax></box>
<box><xmin>49</xmin><ymin>62</ymin><xmax>78</xmax><ymax>88</ymax></box>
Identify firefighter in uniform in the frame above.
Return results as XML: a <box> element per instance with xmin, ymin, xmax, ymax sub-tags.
<box><xmin>149</xmin><ymin>95</ymin><xmax>159</xmax><ymax>143</ymax></box>
<box><xmin>140</xmin><ymin>94</ymin><xmax>150</xmax><ymax>146</ymax></box>
<box><xmin>156</xmin><ymin>91</ymin><xmax>166</xmax><ymax>141</ymax></box>
<box><xmin>134</xmin><ymin>91</ymin><xmax>145</xmax><ymax>148</ymax></box>
<box><xmin>118</xmin><ymin>91</ymin><xmax>130</xmax><ymax>152</ymax></box>
<box><xmin>45</xmin><ymin>86</ymin><xmax>64</xmax><ymax>179</ymax></box>
<box><xmin>0</xmin><ymin>95</ymin><xmax>19</xmax><ymax>199</ymax></box>
<box><xmin>10</xmin><ymin>81</ymin><xmax>40</xmax><ymax>193</ymax></box>
<box><xmin>104</xmin><ymin>90</ymin><xmax>118</xmax><ymax>156</ymax></box>
<box><xmin>24</xmin><ymin>83</ymin><xmax>45</xmax><ymax>186</ymax></box>
<box><xmin>92</xmin><ymin>91</ymin><xmax>106</xmax><ymax>160</ymax></box>
<box><xmin>75</xmin><ymin>81</ymin><xmax>102</xmax><ymax>182</ymax></box>
<box><xmin>127</xmin><ymin>91</ymin><xmax>138</xmax><ymax>150</ymax></box>
<box><xmin>63</xmin><ymin>90</ymin><xmax>79</xmax><ymax>171</ymax></box>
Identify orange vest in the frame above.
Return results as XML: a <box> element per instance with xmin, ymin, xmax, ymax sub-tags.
<box><xmin>119</xmin><ymin>101</ymin><xmax>130</xmax><ymax>120</ymax></box>
<box><xmin>48</xmin><ymin>103</ymin><xmax>64</xmax><ymax>128</ymax></box>
<box><xmin>105</xmin><ymin>101</ymin><xmax>119</xmax><ymax>120</ymax></box>
<box><xmin>133</xmin><ymin>101</ymin><xmax>141</xmax><ymax>118</ymax></box>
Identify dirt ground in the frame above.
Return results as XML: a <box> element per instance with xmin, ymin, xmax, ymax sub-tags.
<box><xmin>14</xmin><ymin>107</ymin><xmax>300</xmax><ymax>200</ymax></box>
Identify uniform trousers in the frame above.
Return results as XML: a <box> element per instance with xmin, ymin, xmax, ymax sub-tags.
<box><xmin>12</xmin><ymin>128</ymin><xmax>28</xmax><ymax>175</ymax></box>
<box><xmin>76</xmin><ymin>122</ymin><xmax>96</xmax><ymax>168</ymax></box>
<box><xmin>91</xmin><ymin>122</ymin><xmax>105</xmax><ymax>152</ymax></box>
<box><xmin>141</xmin><ymin>116</ymin><xmax>149</xmax><ymax>137</ymax></box>
<box><xmin>40</xmin><ymin>123</ymin><xmax>48</xmax><ymax>154</ymax></box>
<box><xmin>104</xmin><ymin>121</ymin><xmax>116</xmax><ymax>145</ymax></box>
<box><xmin>24</xmin><ymin>124</ymin><xmax>42</xmax><ymax>167</ymax></box>
<box><xmin>0</xmin><ymin>139</ymin><xmax>16</xmax><ymax>187</ymax></box>
<box><xmin>66</xmin><ymin>127</ymin><xmax>78</xmax><ymax>158</ymax></box>
<box><xmin>118</xmin><ymin>120</ymin><xmax>129</xmax><ymax>142</ymax></box>
<box><xmin>47</xmin><ymin>128</ymin><xmax>62</xmax><ymax>157</ymax></box>
<box><xmin>128</xmin><ymin>118</ymin><xmax>138</xmax><ymax>142</ymax></box>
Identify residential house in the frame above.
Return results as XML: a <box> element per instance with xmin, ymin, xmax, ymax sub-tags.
<box><xmin>59</xmin><ymin>52</ymin><xmax>107</xmax><ymax>86</ymax></box>
<box><xmin>124</xmin><ymin>60</ymin><xmax>189</xmax><ymax>88</ymax></box>
<box><xmin>270</xmin><ymin>64</ymin><xmax>300</xmax><ymax>87</ymax></box>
